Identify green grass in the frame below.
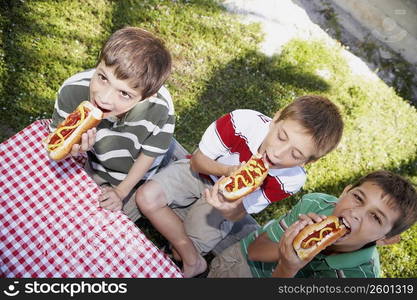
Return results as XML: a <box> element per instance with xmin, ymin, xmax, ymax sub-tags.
<box><xmin>1</xmin><ymin>0</ymin><xmax>416</xmax><ymax>277</ymax></box>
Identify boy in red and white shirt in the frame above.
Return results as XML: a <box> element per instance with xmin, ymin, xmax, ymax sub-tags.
<box><xmin>136</xmin><ymin>95</ymin><xmax>344</xmax><ymax>277</ymax></box>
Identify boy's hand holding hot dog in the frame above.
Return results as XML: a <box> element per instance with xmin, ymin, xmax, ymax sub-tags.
<box><xmin>218</xmin><ymin>154</ymin><xmax>269</xmax><ymax>202</ymax></box>
<box><xmin>273</xmin><ymin>213</ymin><xmax>328</xmax><ymax>277</ymax></box>
<box><xmin>46</xmin><ymin>101</ymin><xmax>102</xmax><ymax>160</ymax></box>
<box><xmin>69</xmin><ymin>128</ymin><xmax>97</xmax><ymax>157</ymax></box>
<box><xmin>203</xmin><ymin>153</ymin><xmax>270</xmax><ymax>221</ymax></box>
<box><xmin>204</xmin><ymin>177</ymin><xmax>246</xmax><ymax>222</ymax></box>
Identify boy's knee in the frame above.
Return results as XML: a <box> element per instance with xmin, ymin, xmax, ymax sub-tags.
<box><xmin>135</xmin><ymin>181</ymin><xmax>166</xmax><ymax>214</ymax></box>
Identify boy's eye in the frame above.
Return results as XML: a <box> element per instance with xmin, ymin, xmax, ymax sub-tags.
<box><xmin>291</xmin><ymin>151</ymin><xmax>302</xmax><ymax>161</ymax></box>
<box><xmin>371</xmin><ymin>213</ymin><xmax>382</xmax><ymax>224</ymax></box>
<box><xmin>120</xmin><ymin>91</ymin><xmax>131</xmax><ymax>99</ymax></box>
<box><xmin>98</xmin><ymin>73</ymin><xmax>107</xmax><ymax>81</ymax></box>
<box><xmin>278</xmin><ymin>133</ymin><xmax>286</xmax><ymax>141</ymax></box>
<box><xmin>353</xmin><ymin>193</ymin><xmax>363</xmax><ymax>202</ymax></box>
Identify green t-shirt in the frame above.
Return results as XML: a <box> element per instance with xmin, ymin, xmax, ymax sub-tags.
<box><xmin>241</xmin><ymin>193</ymin><xmax>381</xmax><ymax>278</ymax></box>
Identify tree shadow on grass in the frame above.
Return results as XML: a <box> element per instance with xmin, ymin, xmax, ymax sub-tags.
<box><xmin>105</xmin><ymin>0</ymin><xmax>328</xmax><ymax>152</ymax></box>
<box><xmin>314</xmin><ymin>156</ymin><xmax>417</xmax><ymax>197</ymax></box>
<box><xmin>108</xmin><ymin>0</ymin><xmax>232</xmax><ymax>32</ymax></box>
<box><xmin>174</xmin><ymin>50</ymin><xmax>330</xmax><ymax>151</ymax></box>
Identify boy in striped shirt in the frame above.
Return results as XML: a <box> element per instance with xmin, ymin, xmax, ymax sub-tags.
<box><xmin>207</xmin><ymin>171</ymin><xmax>417</xmax><ymax>278</ymax></box>
<box><xmin>136</xmin><ymin>95</ymin><xmax>344</xmax><ymax>277</ymax></box>
<box><xmin>49</xmin><ymin>27</ymin><xmax>174</xmax><ymax>222</ymax></box>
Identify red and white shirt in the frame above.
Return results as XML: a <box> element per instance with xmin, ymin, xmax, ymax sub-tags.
<box><xmin>199</xmin><ymin>109</ymin><xmax>306</xmax><ymax>214</ymax></box>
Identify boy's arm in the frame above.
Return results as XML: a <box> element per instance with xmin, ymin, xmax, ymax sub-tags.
<box><xmin>204</xmin><ymin>178</ymin><xmax>247</xmax><ymax>221</ymax></box>
<box><xmin>247</xmin><ymin>219</ymin><xmax>313</xmax><ymax>278</ymax></box>
<box><xmin>247</xmin><ymin>232</ymin><xmax>279</xmax><ymax>262</ymax></box>
<box><xmin>273</xmin><ymin>214</ymin><xmax>327</xmax><ymax>277</ymax></box>
<box><xmin>117</xmin><ymin>153</ymin><xmax>155</xmax><ymax>198</ymax></box>
<box><xmin>271</xmin><ymin>219</ymin><xmax>312</xmax><ymax>277</ymax></box>
<box><xmin>98</xmin><ymin>153</ymin><xmax>155</xmax><ymax>211</ymax></box>
<box><xmin>192</xmin><ymin>114</ymin><xmax>244</xmax><ymax>177</ymax></box>
<box><xmin>246</xmin><ymin>197</ymin><xmax>324</xmax><ymax>277</ymax></box>
<box><xmin>190</xmin><ymin>149</ymin><xmax>237</xmax><ymax>177</ymax></box>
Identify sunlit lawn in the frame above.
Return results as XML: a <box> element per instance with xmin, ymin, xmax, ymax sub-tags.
<box><xmin>1</xmin><ymin>0</ymin><xmax>416</xmax><ymax>277</ymax></box>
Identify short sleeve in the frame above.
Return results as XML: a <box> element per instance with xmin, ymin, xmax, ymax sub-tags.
<box><xmin>199</xmin><ymin>116</ymin><xmax>231</xmax><ymax>160</ymax></box>
<box><xmin>49</xmin><ymin>71</ymin><xmax>91</xmax><ymax>132</ymax></box>
<box><xmin>140</xmin><ymin>108</ymin><xmax>175</xmax><ymax>158</ymax></box>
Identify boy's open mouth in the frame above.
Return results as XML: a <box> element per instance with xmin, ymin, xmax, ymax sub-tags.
<box><xmin>264</xmin><ymin>153</ymin><xmax>274</xmax><ymax>167</ymax></box>
<box><xmin>93</xmin><ymin>101</ymin><xmax>111</xmax><ymax>113</ymax></box>
<box><xmin>337</xmin><ymin>217</ymin><xmax>352</xmax><ymax>242</ymax></box>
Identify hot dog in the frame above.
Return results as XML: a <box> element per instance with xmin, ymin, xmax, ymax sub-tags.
<box><xmin>218</xmin><ymin>153</ymin><xmax>269</xmax><ymax>201</ymax></box>
<box><xmin>293</xmin><ymin>215</ymin><xmax>348</xmax><ymax>260</ymax></box>
<box><xmin>45</xmin><ymin>101</ymin><xmax>103</xmax><ymax>160</ymax></box>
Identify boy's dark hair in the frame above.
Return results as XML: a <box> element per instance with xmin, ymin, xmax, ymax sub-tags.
<box><xmin>277</xmin><ymin>95</ymin><xmax>344</xmax><ymax>162</ymax></box>
<box><xmin>98</xmin><ymin>27</ymin><xmax>172</xmax><ymax>100</ymax></box>
<box><xmin>351</xmin><ymin>170</ymin><xmax>417</xmax><ymax>238</ymax></box>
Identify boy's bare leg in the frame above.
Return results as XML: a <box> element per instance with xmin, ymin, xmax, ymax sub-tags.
<box><xmin>171</xmin><ymin>247</ymin><xmax>181</xmax><ymax>261</ymax></box>
<box><xmin>151</xmin><ymin>206</ymin><xmax>207</xmax><ymax>277</ymax></box>
<box><xmin>136</xmin><ymin>181</ymin><xmax>207</xmax><ymax>278</ymax></box>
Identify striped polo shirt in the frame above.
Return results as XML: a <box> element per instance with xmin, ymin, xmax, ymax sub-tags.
<box><xmin>241</xmin><ymin>193</ymin><xmax>381</xmax><ymax>278</ymax></box>
<box><xmin>50</xmin><ymin>69</ymin><xmax>175</xmax><ymax>186</ymax></box>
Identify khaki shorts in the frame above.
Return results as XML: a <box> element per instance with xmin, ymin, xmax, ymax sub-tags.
<box><xmin>150</xmin><ymin>159</ymin><xmax>212</xmax><ymax>208</ymax></box>
<box><xmin>151</xmin><ymin>159</ymin><xmax>236</xmax><ymax>254</ymax></box>
<box><xmin>208</xmin><ymin>242</ymin><xmax>253</xmax><ymax>278</ymax></box>
<box><xmin>84</xmin><ymin>161</ymin><xmax>142</xmax><ymax>222</ymax></box>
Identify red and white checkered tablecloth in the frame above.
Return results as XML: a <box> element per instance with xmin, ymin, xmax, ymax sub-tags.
<box><xmin>0</xmin><ymin>119</ymin><xmax>182</xmax><ymax>278</ymax></box>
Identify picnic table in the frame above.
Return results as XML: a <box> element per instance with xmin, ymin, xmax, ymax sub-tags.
<box><xmin>0</xmin><ymin>119</ymin><xmax>182</xmax><ymax>278</ymax></box>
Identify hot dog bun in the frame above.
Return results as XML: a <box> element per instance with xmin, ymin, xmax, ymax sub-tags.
<box><xmin>293</xmin><ymin>216</ymin><xmax>347</xmax><ymax>260</ymax></box>
<box><xmin>218</xmin><ymin>153</ymin><xmax>269</xmax><ymax>201</ymax></box>
<box><xmin>46</xmin><ymin>101</ymin><xmax>102</xmax><ymax>160</ymax></box>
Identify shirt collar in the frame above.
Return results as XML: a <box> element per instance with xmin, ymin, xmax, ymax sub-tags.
<box><xmin>318</xmin><ymin>245</ymin><xmax>379</xmax><ymax>269</ymax></box>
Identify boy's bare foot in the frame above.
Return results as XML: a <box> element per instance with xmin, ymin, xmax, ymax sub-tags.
<box><xmin>182</xmin><ymin>254</ymin><xmax>207</xmax><ymax>278</ymax></box>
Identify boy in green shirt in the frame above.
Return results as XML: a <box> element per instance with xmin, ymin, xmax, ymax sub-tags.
<box><xmin>207</xmin><ymin>170</ymin><xmax>417</xmax><ymax>277</ymax></box>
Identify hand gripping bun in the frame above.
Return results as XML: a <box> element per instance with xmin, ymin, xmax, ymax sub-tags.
<box><xmin>293</xmin><ymin>216</ymin><xmax>347</xmax><ymax>260</ymax></box>
<box><xmin>45</xmin><ymin>101</ymin><xmax>103</xmax><ymax>160</ymax></box>
<box><xmin>218</xmin><ymin>153</ymin><xmax>269</xmax><ymax>201</ymax></box>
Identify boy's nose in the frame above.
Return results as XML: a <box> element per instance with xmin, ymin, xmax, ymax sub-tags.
<box><xmin>100</xmin><ymin>88</ymin><xmax>113</xmax><ymax>104</ymax></box>
<box><xmin>349</xmin><ymin>208</ymin><xmax>362</xmax><ymax>222</ymax></box>
<box><xmin>273</xmin><ymin>144</ymin><xmax>289</xmax><ymax>159</ymax></box>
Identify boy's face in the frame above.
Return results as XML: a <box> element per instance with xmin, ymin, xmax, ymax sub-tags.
<box><xmin>259</xmin><ymin>115</ymin><xmax>316</xmax><ymax>169</ymax></box>
<box><xmin>329</xmin><ymin>181</ymin><xmax>400</xmax><ymax>253</ymax></box>
<box><xmin>89</xmin><ymin>61</ymin><xmax>142</xmax><ymax>119</ymax></box>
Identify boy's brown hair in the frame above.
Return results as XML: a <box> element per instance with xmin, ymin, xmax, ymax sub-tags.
<box><xmin>98</xmin><ymin>26</ymin><xmax>172</xmax><ymax>100</ymax></box>
<box><xmin>350</xmin><ymin>170</ymin><xmax>417</xmax><ymax>238</ymax></box>
<box><xmin>277</xmin><ymin>95</ymin><xmax>343</xmax><ymax>161</ymax></box>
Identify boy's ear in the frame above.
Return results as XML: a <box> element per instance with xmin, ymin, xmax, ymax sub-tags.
<box><xmin>376</xmin><ymin>234</ymin><xmax>401</xmax><ymax>246</ymax></box>
<box><xmin>303</xmin><ymin>157</ymin><xmax>319</xmax><ymax>166</ymax></box>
